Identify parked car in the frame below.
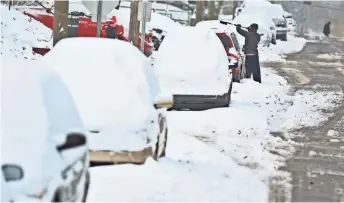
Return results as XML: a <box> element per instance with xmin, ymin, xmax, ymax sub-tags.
<box><xmin>44</xmin><ymin>38</ymin><xmax>172</xmax><ymax>165</ymax></box>
<box><xmin>1</xmin><ymin>59</ymin><xmax>90</xmax><ymax>202</ymax></box>
<box><xmin>195</xmin><ymin>20</ymin><xmax>245</xmax><ymax>82</ymax></box>
<box><xmin>19</xmin><ymin>6</ymin><xmax>153</xmax><ymax>56</ymax></box>
<box><xmin>232</xmin><ymin>14</ymin><xmax>273</xmax><ymax>47</ymax></box>
<box><xmin>154</xmin><ymin>27</ymin><xmax>233</xmax><ymax>111</ymax></box>
<box><xmin>284</xmin><ymin>11</ymin><xmax>296</xmax><ymax>33</ymax></box>
<box><xmin>235</xmin><ymin>0</ymin><xmax>287</xmax><ymax>41</ymax></box>
<box><xmin>268</xmin><ymin>4</ymin><xmax>288</xmax><ymax>41</ymax></box>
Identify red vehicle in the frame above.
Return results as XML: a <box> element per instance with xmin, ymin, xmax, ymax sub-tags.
<box><xmin>213</xmin><ymin>30</ymin><xmax>245</xmax><ymax>82</ymax></box>
<box><xmin>21</xmin><ymin>8</ymin><xmax>153</xmax><ymax>56</ymax></box>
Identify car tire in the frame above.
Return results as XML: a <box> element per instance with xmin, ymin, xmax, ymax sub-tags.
<box><xmin>81</xmin><ymin>171</ymin><xmax>90</xmax><ymax>202</ymax></box>
<box><xmin>282</xmin><ymin>33</ymin><xmax>288</xmax><ymax>41</ymax></box>
<box><xmin>271</xmin><ymin>37</ymin><xmax>277</xmax><ymax>45</ymax></box>
<box><xmin>52</xmin><ymin>191</ymin><xmax>62</xmax><ymax>202</ymax></box>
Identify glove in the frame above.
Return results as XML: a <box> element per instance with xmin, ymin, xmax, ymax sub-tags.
<box><xmin>236</xmin><ymin>24</ymin><xmax>241</xmax><ymax>28</ymax></box>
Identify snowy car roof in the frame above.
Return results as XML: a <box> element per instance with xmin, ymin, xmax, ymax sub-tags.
<box><xmin>44</xmin><ymin>38</ymin><xmax>158</xmax><ymax>131</ymax></box>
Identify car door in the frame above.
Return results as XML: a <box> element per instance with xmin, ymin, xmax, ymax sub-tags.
<box><xmin>39</xmin><ymin>68</ymin><xmax>88</xmax><ymax>202</ymax></box>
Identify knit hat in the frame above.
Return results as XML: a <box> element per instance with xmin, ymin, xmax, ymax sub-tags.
<box><xmin>250</xmin><ymin>23</ymin><xmax>259</xmax><ymax>31</ymax></box>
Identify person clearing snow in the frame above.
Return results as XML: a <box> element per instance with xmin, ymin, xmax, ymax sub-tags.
<box><xmin>323</xmin><ymin>21</ymin><xmax>331</xmax><ymax>38</ymax></box>
<box><xmin>236</xmin><ymin>23</ymin><xmax>262</xmax><ymax>83</ymax></box>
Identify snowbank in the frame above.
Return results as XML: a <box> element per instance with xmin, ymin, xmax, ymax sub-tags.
<box><xmin>316</xmin><ymin>53</ymin><xmax>343</xmax><ymax>61</ymax></box>
<box><xmin>44</xmin><ymin>38</ymin><xmax>160</xmax><ymax>151</ymax></box>
<box><xmin>260</xmin><ymin>34</ymin><xmax>307</xmax><ymax>62</ymax></box>
<box><xmin>87</xmin><ymin>133</ymin><xmax>267</xmax><ymax>202</ymax></box>
<box><xmin>154</xmin><ymin>26</ymin><xmax>230</xmax><ymax>95</ymax></box>
<box><xmin>0</xmin><ymin>5</ymin><xmax>52</xmax><ymax>59</ymax></box>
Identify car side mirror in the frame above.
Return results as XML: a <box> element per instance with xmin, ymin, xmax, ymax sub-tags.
<box><xmin>154</xmin><ymin>94</ymin><xmax>174</xmax><ymax>109</ymax></box>
<box><xmin>56</xmin><ymin>132</ymin><xmax>87</xmax><ymax>151</ymax></box>
<box><xmin>2</xmin><ymin>164</ymin><xmax>24</xmax><ymax>182</ymax></box>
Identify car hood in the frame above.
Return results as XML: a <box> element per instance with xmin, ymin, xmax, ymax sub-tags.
<box><xmin>88</xmin><ymin>111</ymin><xmax>160</xmax><ymax>152</ymax></box>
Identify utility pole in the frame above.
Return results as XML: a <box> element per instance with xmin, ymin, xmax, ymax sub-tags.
<box><xmin>53</xmin><ymin>0</ymin><xmax>69</xmax><ymax>46</ymax></box>
<box><xmin>195</xmin><ymin>0</ymin><xmax>204</xmax><ymax>24</ymax></box>
<box><xmin>140</xmin><ymin>1</ymin><xmax>146</xmax><ymax>53</ymax></box>
<box><xmin>208</xmin><ymin>0</ymin><xmax>217</xmax><ymax>20</ymax></box>
<box><xmin>96</xmin><ymin>0</ymin><xmax>102</xmax><ymax>37</ymax></box>
<box><xmin>129</xmin><ymin>1</ymin><xmax>140</xmax><ymax>47</ymax></box>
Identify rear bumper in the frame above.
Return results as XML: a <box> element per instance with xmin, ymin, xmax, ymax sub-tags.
<box><xmin>171</xmin><ymin>94</ymin><xmax>229</xmax><ymax>111</ymax></box>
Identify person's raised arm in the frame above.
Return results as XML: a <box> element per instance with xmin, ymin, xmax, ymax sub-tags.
<box><xmin>236</xmin><ymin>25</ymin><xmax>248</xmax><ymax>37</ymax></box>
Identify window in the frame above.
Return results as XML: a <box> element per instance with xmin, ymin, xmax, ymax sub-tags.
<box><xmin>230</xmin><ymin>33</ymin><xmax>241</xmax><ymax>52</ymax></box>
<box><xmin>216</xmin><ymin>33</ymin><xmax>233</xmax><ymax>50</ymax></box>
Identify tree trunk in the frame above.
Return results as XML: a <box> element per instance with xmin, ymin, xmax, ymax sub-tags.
<box><xmin>128</xmin><ymin>1</ymin><xmax>140</xmax><ymax>47</ymax></box>
<box><xmin>195</xmin><ymin>0</ymin><xmax>204</xmax><ymax>24</ymax></box>
<box><xmin>208</xmin><ymin>1</ymin><xmax>217</xmax><ymax>20</ymax></box>
<box><xmin>53</xmin><ymin>0</ymin><xmax>69</xmax><ymax>46</ymax></box>
<box><xmin>232</xmin><ymin>1</ymin><xmax>239</xmax><ymax>19</ymax></box>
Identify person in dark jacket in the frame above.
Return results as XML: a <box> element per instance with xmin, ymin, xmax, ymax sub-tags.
<box><xmin>323</xmin><ymin>21</ymin><xmax>331</xmax><ymax>37</ymax></box>
<box><xmin>106</xmin><ymin>23</ymin><xmax>117</xmax><ymax>39</ymax></box>
<box><xmin>236</xmin><ymin>23</ymin><xmax>262</xmax><ymax>83</ymax></box>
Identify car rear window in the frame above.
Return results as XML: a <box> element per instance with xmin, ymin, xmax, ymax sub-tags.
<box><xmin>216</xmin><ymin>33</ymin><xmax>233</xmax><ymax>49</ymax></box>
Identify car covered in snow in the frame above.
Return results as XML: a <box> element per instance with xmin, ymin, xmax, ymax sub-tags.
<box><xmin>235</xmin><ymin>0</ymin><xmax>286</xmax><ymax>41</ymax></box>
<box><xmin>284</xmin><ymin>11</ymin><xmax>296</xmax><ymax>33</ymax></box>
<box><xmin>154</xmin><ymin>27</ymin><xmax>233</xmax><ymax>111</ymax></box>
<box><xmin>44</xmin><ymin>38</ymin><xmax>172</xmax><ymax>165</ymax></box>
<box><xmin>195</xmin><ymin>20</ymin><xmax>245</xmax><ymax>82</ymax></box>
<box><xmin>1</xmin><ymin>59</ymin><xmax>90</xmax><ymax>202</ymax></box>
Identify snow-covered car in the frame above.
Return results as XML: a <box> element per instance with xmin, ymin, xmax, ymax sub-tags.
<box><xmin>195</xmin><ymin>20</ymin><xmax>245</xmax><ymax>82</ymax></box>
<box><xmin>232</xmin><ymin>14</ymin><xmax>273</xmax><ymax>47</ymax></box>
<box><xmin>44</xmin><ymin>38</ymin><xmax>171</xmax><ymax>164</ymax></box>
<box><xmin>154</xmin><ymin>27</ymin><xmax>233</xmax><ymax>111</ymax></box>
<box><xmin>268</xmin><ymin>4</ymin><xmax>288</xmax><ymax>41</ymax></box>
<box><xmin>284</xmin><ymin>11</ymin><xmax>296</xmax><ymax>33</ymax></box>
<box><xmin>235</xmin><ymin>0</ymin><xmax>287</xmax><ymax>41</ymax></box>
<box><xmin>1</xmin><ymin>59</ymin><xmax>90</xmax><ymax>202</ymax></box>
<box><xmin>234</xmin><ymin>0</ymin><xmax>278</xmax><ymax>45</ymax></box>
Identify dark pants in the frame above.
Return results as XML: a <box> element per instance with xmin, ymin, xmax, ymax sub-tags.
<box><xmin>245</xmin><ymin>54</ymin><xmax>261</xmax><ymax>83</ymax></box>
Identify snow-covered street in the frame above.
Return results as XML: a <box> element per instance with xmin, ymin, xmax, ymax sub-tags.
<box><xmin>1</xmin><ymin>0</ymin><xmax>344</xmax><ymax>202</ymax></box>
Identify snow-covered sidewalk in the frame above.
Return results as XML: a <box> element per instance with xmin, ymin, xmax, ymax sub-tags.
<box><xmin>87</xmin><ymin>68</ymin><xmax>342</xmax><ymax>202</ymax></box>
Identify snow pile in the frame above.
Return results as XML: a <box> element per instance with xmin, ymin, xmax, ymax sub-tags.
<box><xmin>87</xmin><ymin>133</ymin><xmax>267</xmax><ymax>202</ymax></box>
<box><xmin>44</xmin><ymin>38</ymin><xmax>160</xmax><ymax>151</ymax></box>
<box><xmin>0</xmin><ymin>5</ymin><xmax>52</xmax><ymax>59</ymax></box>
<box><xmin>108</xmin><ymin>7</ymin><xmax>183</xmax><ymax>37</ymax></box>
<box><xmin>154</xmin><ymin>26</ymin><xmax>230</xmax><ymax>95</ymax></box>
<box><xmin>316</xmin><ymin>53</ymin><xmax>343</xmax><ymax>61</ymax></box>
<box><xmin>260</xmin><ymin>35</ymin><xmax>307</xmax><ymax>62</ymax></box>
<box><xmin>282</xmin><ymin>90</ymin><xmax>343</xmax><ymax>129</ymax></box>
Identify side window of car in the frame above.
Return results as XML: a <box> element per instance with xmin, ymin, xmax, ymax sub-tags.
<box><xmin>40</xmin><ymin>69</ymin><xmax>84</xmax><ymax>135</ymax></box>
<box><xmin>231</xmin><ymin>33</ymin><xmax>241</xmax><ymax>52</ymax></box>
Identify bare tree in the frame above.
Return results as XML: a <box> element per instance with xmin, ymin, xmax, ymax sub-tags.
<box><xmin>208</xmin><ymin>0</ymin><xmax>217</xmax><ymax>20</ymax></box>
<box><xmin>53</xmin><ymin>0</ymin><xmax>68</xmax><ymax>46</ymax></box>
<box><xmin>128</xmin><ymin>1</ymin><xmax>140</xmax><ymax>47</ymax></box>
<box><xmin>196</xmin><ymin>0</ymin><xmax>204</xmax><ymax>23</ymax></box>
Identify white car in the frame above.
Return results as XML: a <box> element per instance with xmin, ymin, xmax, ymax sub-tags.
<box><xmin>236</xmin><ymin>0</ymin><xmax>287</xmax><ymax>41</ymax></box>
<box><xmin>232</xmin><ymin>13</ymin><xmax>275</xmax><ymax>47</ymax></box>
<box><xmin>44</xmin><ymin>38</ymin><xmax>171</xmax><ymax>164</ymax></box>
<box><xmin>1</xmin><ymin>59</ymin><xmax>90</xmax><ymax>202</ymax></box>
<box><xmin>154</xmin><ymin>26</ymin><xmax>232</xmax><ymax>111</ymax></box>
<box><xmin>284</xmin><ymin>11</ymin><xmax>296</xmax><ymax>33</ymax></box>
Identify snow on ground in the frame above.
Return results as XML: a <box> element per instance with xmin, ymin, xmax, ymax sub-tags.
<box><xmin>0</xmin><ymin>5</ymin><xmax>52</xmax><ymax>60</ymax></box>
<box><xmin>260</xmin><ymin>34</ymin><xmax>307</xmax><ymax>62</ymax></box>
<box><xmin>87</xmin><ymin>134</ymin><xmax>267</xmax><ymax>202</ymax></box>
<box><xmin>316</xmin><ymin>53</ymin><xmax>343</xmax><ymax>61</ymax></box>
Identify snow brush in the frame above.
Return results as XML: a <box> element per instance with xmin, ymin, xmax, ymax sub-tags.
<box><xmin>219</xmin><ymin>20</ymin><xmax>264</xmax><ymax>36</ymax></box>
